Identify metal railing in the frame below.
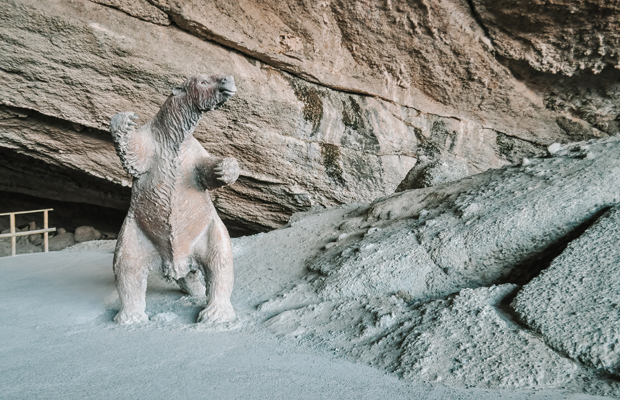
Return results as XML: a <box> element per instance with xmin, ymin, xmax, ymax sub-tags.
<box><xmin>0</xmin><ymin>209</ymin><xmax>56</xmax><ymax>256</ymax></box>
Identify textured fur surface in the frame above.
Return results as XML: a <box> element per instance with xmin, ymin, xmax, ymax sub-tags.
<box><xmin>110</xmin><ymin>74</ymin><xmax>239</xmax><ymax>324</ymax></box>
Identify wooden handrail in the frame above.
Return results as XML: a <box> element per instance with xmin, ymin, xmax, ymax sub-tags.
<box><xmin>0</xmin><ymin>208</ymin><xmax>53</xmax><ymax>217</ymax></box>
<box><xmin>0</xmin><ymin>228</ymin><xmax>56</xmax><ymax>239</ymax></box>
<box><xmin>1</xmin><ymin>209</ymin><xmax>56</xmax><ymax>256</ymax></box>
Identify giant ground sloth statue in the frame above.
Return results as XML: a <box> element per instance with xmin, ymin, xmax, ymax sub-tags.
<box><xmin>109</xmin><ymin>74</ymin><xmax>239</xmax><ymax>325</ymax></box>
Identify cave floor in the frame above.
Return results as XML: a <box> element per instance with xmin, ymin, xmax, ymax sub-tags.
<box><xmin>0</xmin><ymin>250</ymin><xmax>608</xmax><ymax>400</ymax></box>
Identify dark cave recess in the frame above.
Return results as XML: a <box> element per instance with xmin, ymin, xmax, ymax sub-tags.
<box><xmin>0</xmin><ymin>191</ymin><xmax>255</xmax><ymax>238</ymax></box>
<box><xmin>0</xmin><ymin>191</ymin><xmax>127</xmax><ymax>235</ymax></box>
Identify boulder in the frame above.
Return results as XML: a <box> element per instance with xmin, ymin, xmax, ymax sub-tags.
<box><xmin>26</xmin><ymin>221</ymin><xmax>43</xmax><ymax>246</ymax></box>
<box><xmin>15</xmin><ymin>225</ymin><xmax>32</xmax><ymax>246</ymax></box>
<box><xmin>100</xmin><ymin>232</ymin><xmax>118</xmax><ymax>240</ymax></box>
<box><xmin>74</xmin><ymin>226</ymin><xmax>102</xmax><ymax>243</ymax></box>
<box><xmin>48</xmin><ymin>228</ymin><xmax>78</xmax><ymax>251</ymax></box>
<box><xmin>0</xmin><ymin>225</ymin><xmax>43</xmax><ymax>257</ymax></box>
<box><xmin>396</xmin><ymin>156</ymin><xmax>470</xmax><ymax>191</ymax></box>
<box><xmin>512</xmin><ymin>206</ymin><xmax>620</xmax><ymax>376</ymax></box>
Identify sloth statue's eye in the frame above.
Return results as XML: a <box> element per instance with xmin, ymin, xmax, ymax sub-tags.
<box><xmin>201</xmin><ymin>81</ymin><xmax>207</xmax><ymax>85</ymax></box>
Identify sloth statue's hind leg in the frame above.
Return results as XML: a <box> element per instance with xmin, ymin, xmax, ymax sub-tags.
<box><xmin>196</xmin><ymin>221</ymin><xmax>235</xmax><ymax>323</ymax></box>
<box><xmin>113</xmin><ymin>217</ymin><xmax>160</xmax><ymax>325</ymax></box>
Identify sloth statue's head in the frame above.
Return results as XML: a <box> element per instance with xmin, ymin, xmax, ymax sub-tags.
<box><xmin>172</xmin><ymin>74</ymin><xmax>237</xmax><ymax>112</ymax></box>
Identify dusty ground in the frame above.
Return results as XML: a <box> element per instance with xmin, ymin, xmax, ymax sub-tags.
<box><xmin>0</xmin><ymin>245</ymin><xmax>611</xmax><ymax>399</ymax></box>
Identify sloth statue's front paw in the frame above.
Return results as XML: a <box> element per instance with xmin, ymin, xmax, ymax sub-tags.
<box><xmin>110</xmin><ymin>111</ymin><xmax>139</xmax><ymax>134</ymax></box>
<box><xmin>214</xmin><ymin>158</ymin><xmax>239</xmax><ymax>186</ymax></box>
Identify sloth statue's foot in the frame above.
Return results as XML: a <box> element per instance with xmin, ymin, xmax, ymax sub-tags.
<box><xmin>114</xmin><ymin>308</ymin><xmax>148</xmax><ymax>325</ymax></box>
<box><xmin>197</xmin><ymin>300</ymin><xmax>235</xmax><ymax>323</ymax></box>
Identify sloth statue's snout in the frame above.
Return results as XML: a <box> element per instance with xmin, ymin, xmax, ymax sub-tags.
<box><xmin>218</xmin><ymin>75</ymin><xmax>236</xmax><ymax>98</ymax></box>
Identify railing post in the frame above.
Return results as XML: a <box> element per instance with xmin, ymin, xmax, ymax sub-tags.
<box><xmin>10</xmin><ymin>213</ymin><xmax>15</xmax><ymax>257</ymax></box>
<box><xmin>1</xmin><ymin>209</ymin><xmax>55</xmax><ymax>257</ymax></box>
<box><xmin>43</xmin><ymin>210</ymin><xmax>49</xmax><ymax>253</ymax></box>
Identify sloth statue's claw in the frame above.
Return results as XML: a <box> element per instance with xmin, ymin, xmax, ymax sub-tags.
<box><xmin>213</xmin><ymin>158</ymin><xmax>239</xmax><ymax>186</ymax></box>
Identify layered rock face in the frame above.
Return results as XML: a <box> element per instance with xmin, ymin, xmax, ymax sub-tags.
<box><xmin>0</xmin><ymin>0</ymin><xmax>617</xmax><ymax>233</ymax></box>
<box><xmin>473</xmin><ymin>0</ymin><xmax>620</xmax><ymax>137</ymax></box>
<box><xmin>473</xmin><ymin>0</ymin><xmax>620</xmax><ymax>75</ymax></box>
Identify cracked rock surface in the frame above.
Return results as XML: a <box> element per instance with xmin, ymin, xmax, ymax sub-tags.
<box><xmin>512</xmin><ymin>205</ymin><xmax>620</xmax><ymax>376</ymax></box>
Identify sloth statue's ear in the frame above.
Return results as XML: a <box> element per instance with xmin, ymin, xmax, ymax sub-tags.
<box><xmin>172</xmin><ymin>86</ymin><xmax>185</xmax><ymax>96</ymax></box>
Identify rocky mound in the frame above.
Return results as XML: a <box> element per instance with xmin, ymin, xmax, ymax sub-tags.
<box><xmin>247</xmin><ymin>136</ymin><xmax>620</xmax><ymax>395</ymax></box>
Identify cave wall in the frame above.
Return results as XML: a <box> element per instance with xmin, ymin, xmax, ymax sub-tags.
<box><xmin>0</xmin><ymin>0</ymin><xmax>617</xmax><ymax>233</ymax></box>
